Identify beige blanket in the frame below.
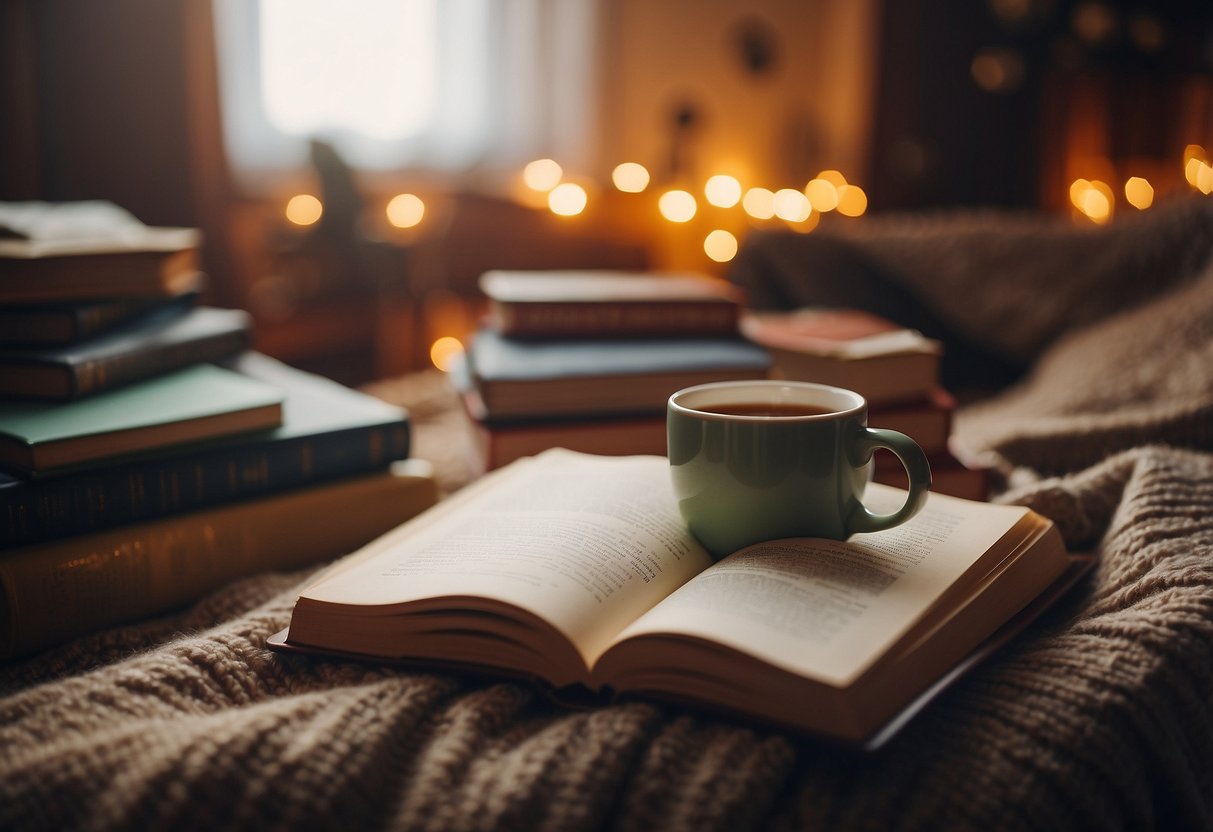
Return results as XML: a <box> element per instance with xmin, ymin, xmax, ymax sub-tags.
<box><xmin>4</xmin><ymin>198</ymin><xmax>1213</xmax><ymax>831</ymax></box>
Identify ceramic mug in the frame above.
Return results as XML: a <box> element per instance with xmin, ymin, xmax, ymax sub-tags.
<box><xmin>667</xmin><ymin>380</ymin><xmax>932</xmax><ymax>557</ymax></box>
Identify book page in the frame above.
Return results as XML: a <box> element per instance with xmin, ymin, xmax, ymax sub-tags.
<box><xmin>606</xmin><ymin>486</ymin><xmax>1033</xmax><ymax>686</ymax></box>
<box><xmin>302</xmin><ymin>449</ymin><xmax>713</xmax><ymax>664</ymax></box>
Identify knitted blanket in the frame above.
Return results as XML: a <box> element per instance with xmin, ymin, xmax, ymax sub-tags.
<box><xmin>4</xmin><ymin>198</ymin><xmax>1213</xmax><ymax>831</ymax></box>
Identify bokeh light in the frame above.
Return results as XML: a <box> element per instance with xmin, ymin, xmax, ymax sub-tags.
<box><xmin>835</xmin><ymin>184</ymin><xmax>868</xmax><ymax>217</ymax></box>
<box><xmin>773</xmin><ymin>188</ymin><xmax>811</xmax><ymax>222</ymax></box>
<box><xmin>612</xmin><ymin>162</ymin><xmax>650</xmax><ymax>193</ymax></box>
<box><xmin>1123</xmin><ymin>177</ymin><xmax>1153</xmax><ymax>210</ymax></box>
<box><xmin>704</xmin><ymin>175</ymin><xmax>743</xmax><ymax>208</ymax></box>
<box><xmin>742</xmin><ymin>187</ymin><xmax>776</xmax><ymax>220</ymax></box>
<box><xmin>385</xmin><ymin>193</ymin><xmax>425</xmax><ymax>228</ymax></box>
<box><xmin>548</xmin><ymin>182</ymin><xmax>588</xmax><ymax>216</ymax></box>
<box><xmin>285</xmin><ymin>194</ymin><xmax>323</xmax><ymax>226</ymax></box>
<box><xmin>523</xmin><ymin>158</ymin><xmax>563</xmax><ymax>192</ymax></box>
<box><xmin>804</xmin><ymin>178</ymin><xmax>839</xmax><ymax>212</ymax></box>
<box><xmin>703</xmin><ymin>229</ymin><xmax>738</xmax><ymax>262</ymax></box>
<box><xmin>429</xmin><ymin>336</ymin><xmax>464</xmax><ymax>372</ymax></box>
<box><xmin>658</xmin><ymin>189</ymin><xmax>698</xmax><ymax>222</ymax></box>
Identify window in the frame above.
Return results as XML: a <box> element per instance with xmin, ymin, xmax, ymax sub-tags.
<box><xmin>212</xmin><ymin>0</ymin><xmax>597</xmax><ymax>188</ymax></box>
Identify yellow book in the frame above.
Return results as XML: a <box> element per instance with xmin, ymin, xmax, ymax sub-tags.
<box><xmin>0</xmin><ymin>460</ymin><xmax>438</xmax><ymax>660</ymax></box>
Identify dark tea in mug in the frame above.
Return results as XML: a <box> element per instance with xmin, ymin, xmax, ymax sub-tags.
<box><xmin>696</xmin><ymin>402</ymin><xmax>836</xmax><ymax>418</ymax></box>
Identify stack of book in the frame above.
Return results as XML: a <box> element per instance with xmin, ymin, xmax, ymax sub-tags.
<box><xmin>453</xmin><ymin>270</ymin><xmax>772</xmax><ymax>471</ymax></box>
<box><xmin>0</xmin><ymin>203</ymin><xmax>437</xmax><ymax>659</ymax></box>
<box><xmin>740</xmin><ymin>307</ymin><xmax>991</xmax><ymax>500</ymax></box>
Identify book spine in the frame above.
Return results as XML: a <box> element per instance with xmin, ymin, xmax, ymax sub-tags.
<box><xmin>496</xmin><ymin>302</ymin><xmax>739</xmax><ymax>337</ymax></box>
<box><xmin>70</xmin><ymin>326</ymin><xmax>252</xmax><ymax>397</ymax></box>
<box><xmin>0</xmin><ymin>422</ymin><xmax>411</xmax><ymax>549</ymax></box>
<box><xmin>0</xmin><ymin>468</ymin><xmax>438</xmax><ymax>660</ymax></box>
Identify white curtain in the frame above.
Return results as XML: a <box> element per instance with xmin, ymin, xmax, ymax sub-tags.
<box><xmin>212</xmin><ymin>0</ymin><xmax>598</xmax><ymax>189</ymax></box>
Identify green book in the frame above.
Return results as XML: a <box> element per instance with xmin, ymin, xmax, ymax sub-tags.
<box><xmin>0</xmin><ymin>363</ymin><xmax>285</xmax><ymax>478</ymax></box>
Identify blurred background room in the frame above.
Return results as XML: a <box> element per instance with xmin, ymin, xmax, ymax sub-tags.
<box><xmin>2</xmin><ymin>0</ymin><xmax>1211</xmax><ymax>386</ymax></box>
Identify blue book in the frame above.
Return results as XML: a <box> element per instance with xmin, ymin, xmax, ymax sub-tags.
<box><xmin>0</xmin><ymin>353</ymin><xmax>410</xmax><ymax>550</ymax></box>
<box><xmin>0</xmin><ymin>304</ymin><xmax>251</xmax><ymax>400</ymax></box>
<box><xmin>467</xmin><ymin>329</ymin><xmax>771</xmax><ymax>420</ymax></box>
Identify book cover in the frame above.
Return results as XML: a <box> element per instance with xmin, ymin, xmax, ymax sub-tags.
<box><xmin>0</xmin><ymin>460</ymin><xmax>439</xmax><ymax>660</ymax></box>
<box><xmin>480</xmin><ymin>270</ymin><xmax>744</xmax><ymax>338</ymax></box>
<box><xmin>0</xmin><ymin>363</ymin><xmax>284</xmax><ymax>478</ymax></box>
<box><xmin>0</xmin><ymin>352</ymin><xmax>412</xmax><ymax>549</ymax></box>
<box><xmin>0</xmin><ymin>201</ymin><xmax>198</xmax><ymax>300</ymax></box>
<box><xmin>0</xmin><ymin>305</ymin><xmax>252</xmax><ymax>399</ymax></box>
<box><xmin>740</xmin><ymin>308</ymin><xmax>942</xmax><ymax>404</ymax></box>
<box><xmin>868</xmin><ymin>388</ymin><xmax>956</xmax><ymax>455</ymax></box>
<box><xmin>467</xmin><ymin>329</ymin><xmax>771</xmax><ymax>419</ymax></box>
<box><xmin>0</xmin><ymin>289</ymin><xmax>201</xmax><ymax>346</ymax></box>
<box><xmin>447</xmin><ymin>354</ymin><xmax>667</xmax><ymax>472</ymax></box>
<box><xmin>270</xmin><ymin>449</ymin><xmax>1086</xmax><ymax>747</ymax></box>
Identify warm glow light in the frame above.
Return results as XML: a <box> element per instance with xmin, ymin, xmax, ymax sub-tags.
<box><xmin>429</xmin><ymin>336</ymin><xmax>464</xmax><ymax>372</ymax></box>
<box><xmin>773</xmin><ymin>188</ymin><xmax>811</xmax><ymax>222</ymax></box>
<box><xmin>1124</xmin><ymin>177</ymin><xmax>1154</xmax><ymax>210</ymax></box>
<box><xmin>658</xmin><ymin>189</ymin><xmax>697</xmax><ymax>222</ymax></box>
<box><xmin>386</xmin><ymin>193</ymin><xmax>425</xmax><ymax>228</ymax></box>
<box><xmin>1184</xmin><ymin>157</ymin><xmax>1204</xmax><ymax>188</ymax></box>
<box><xmin>285</xmin><ymin>193</ymin><xmax>323</xmax><ymax>225</ymax></box>
<box><xmin>1184</xmin><ymin>144</ymin><xmax>1207</xmax><ymax>167</ymax></box>
<box><xmin>612</xmin><ymin>162</ymin><xmax>650</xmax><ymax>193</ymax></box>
<box><xmin>524</xmin><ymin>158</ymin><xmax>563</xmax><ymax>192</ymax></box>
<box><xmin>1199</xmin><ymin>163</ymin><xmax>1213</xmax><ymax>195</ymax></box>
<box><xmin>703</xmin><ymin>229</ymin><xmax>738</xmax><ymax>262</ymax></box>
<box><xmin>1069</xmin><ymin>178</ymin><xmax>1092</xmax><ymax>209</ymax></box>
<box><xmin>548</xmin><ymin>182</ymin><xmax>588</xmax><ymax>216</ymax></box>
<box><xmin>836</xmin><ymin>184</ymin><xmax>868</xmax><ymax>217</ymax></box>
<box><xmin>1079</xmin><ymin>180</ymin><xmax>1113</xmax><ymax>223</ymax></box>
<box><xmin>742</xmin><ymin>187</ymin><xmax>776</xmax><ymax>219</ymax></box>
<box><xmin>704</xmin><ymin>175</ymin><xmax>742</xmax><ymax>208</ymax></box>
<box><xmin>804</xmin><ymin>178</ymin><xmax>839</xmax><ymax>212</ymax></box>
<box><xmin>816</xmin><ymin>169</ymin><xmax>848</xmax><ymax>188</ymax></box>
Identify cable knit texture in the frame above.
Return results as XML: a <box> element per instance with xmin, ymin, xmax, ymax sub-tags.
<box><xmin>4</xmin><ymin>198</ymin><xmax>1213</xmax><ymax>831</ymax></box>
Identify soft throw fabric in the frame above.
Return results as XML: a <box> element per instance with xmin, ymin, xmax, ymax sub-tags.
<box><xmin>4</xmin><ymin>199</ymin><xmax>1213</xmax><ymax>831</ymax></box>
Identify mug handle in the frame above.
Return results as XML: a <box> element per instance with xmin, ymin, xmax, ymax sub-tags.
<box><xmin>845</xmin><ymin>427</ymin><xmax>932</xmax><ymax>535</ymax></box>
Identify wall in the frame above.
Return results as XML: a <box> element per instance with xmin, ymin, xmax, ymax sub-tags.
<box><xmin>595</xmin><ymin>0</ymin><xmax>878</xmax><ymax>193</ymax></box>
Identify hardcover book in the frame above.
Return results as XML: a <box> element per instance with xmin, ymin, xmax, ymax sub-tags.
<box><xmin>0</xmin><ymin>226</ymin><xmax>202</xmax><ymax>303</ymax></box>
<box><xmin>0</xmin><ymin>460</ymin><xmax>439</xmax><ymax>660</ymax></box>
<box><xmin>448</xmin><ymin>353</ymin><xmax>667</xmax><ymax>472</ymax></box>
<box><xmin>868</xmin><ymin>387</ymin><xmax>956</xmax><ymax>455</ymax></box>
<box><xmin>466</xmin><ymin>329</ymin><xmax>771</xmax><ymax>419</ymax></box>
<box><xmin>269</xmin><ymin>449</ymin><xmax>1088</xmax><ymax>747</ymax></box>
<box><xmin>740</xmin><ymin>307</ymin><xmax>942</xmax><ymax>405</ymax></box>
<box><xmin>480</xmin><ymin>270</ymin><xmax>744</xmax><ymax>338</ymax></box>
<box><xmin>0</xmin><ymin>352</ymin><xmax>412</xmax><ymax>549</ymax></box>
<box><xmin>0</xmin><ymin>289</ymin><xmax>201</xmax><ymax>346</ymax></box>
<box><xmin>0</xmin><ymin>363</ymin><xmax>284</xmax><ymax>478</ymax></box>
<box><xmin>0</xmin><ymin>305</ymin><xmax>253</xmax><ymax>399</ymax></box>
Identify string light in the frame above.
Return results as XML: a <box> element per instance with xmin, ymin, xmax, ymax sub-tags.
<box><xmin>285</xmin><ymin>194</ymin><xmax>323</xmax><ymax>226</ymax></box>
<box><xmin>804</xmin><ymin>178</ymin><xmax>839</xmax><ymax>212</ymax></box>
<box><xmin>704</xmin><ymin>175</ymin><xmax>742</xmax><ymax>208</ymax></box>
<box><xmin>612</xmin><ymin>162</ymin><xmax>650</xmax><ymax>193</ymax></box>
<box><xmin>658</xmin><ymin>190</ymin><xmax>697</xmax><ymax>222</ymax></box>
<box><xmin>835</xmin><ymin>184</ymin><xmax>868</xmax><ymax>217</ymax></box>
<box><xmin>703</xmin><ymin>229</ymin><xmax>738</xmax><ymax>262</ymax></box>
<box><xmin>385</xmin><ymin>193</ymin><xmax>425</xmax><ymax>228</ymax></box>
<box><xmin>1123</xmin><ymin>177</ymin><xmax>1153</xmax><ymax>210</ymax></box>
<box><xmin>523</xmin><ymin>158</ymin><xmax>563</xmax><ymax>192</ymax></box>
<box><xmin>742</xmin><ymin>187</ymin><xmax>775</xmax><ymax>219</ymax></box>
<box><xmin>548</xmin><ymin>182</ymin><xmax>588</xmax><ymax>216</ymax></box>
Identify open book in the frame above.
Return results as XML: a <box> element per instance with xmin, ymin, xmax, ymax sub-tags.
<box><xmin>271</xmin><ymin>449</ymin><xmax>1087</xmax><ymax>746</ymax></box>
